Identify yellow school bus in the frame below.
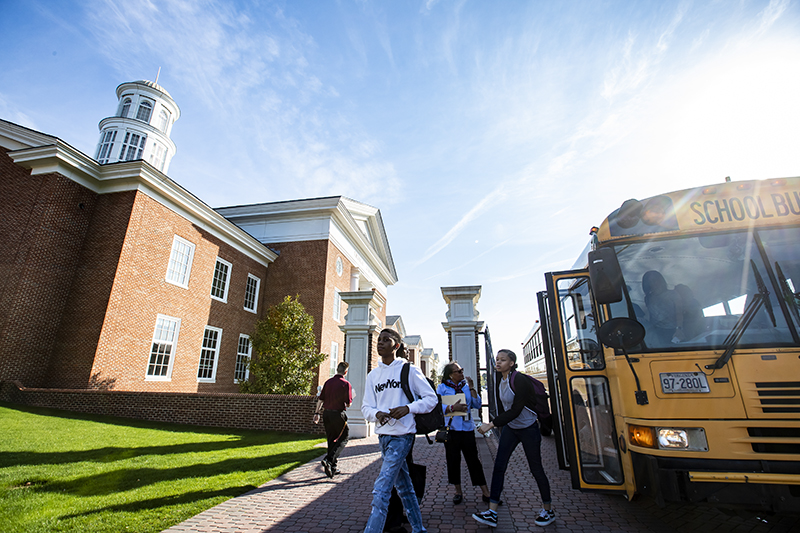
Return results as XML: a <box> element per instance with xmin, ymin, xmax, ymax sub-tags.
<box><xmin>538</xmin><ymin>177</ymin><xmax>800</xmax><ymax>512</ymax></box>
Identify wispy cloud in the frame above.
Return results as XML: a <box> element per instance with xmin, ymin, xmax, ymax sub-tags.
<box><xmin>0</xmin><ymin>93</ymin><xmax>36</xmax><ymax>129</ymax></box>
<box><xmin>83</xmin><ymin>0</ymin><xmax>400</xmax><ymax>204</ymax></box>
<box><xmin>411</xmin><ymin>185</ymin><xmax>507</xmax><ymax>268</ymax></box>
<box><xmin>758</xmin><ymin>0</ymin><xmax>789</xmax><ymax>33</ymax></box>
<box><xmin>422</xmin><ymin>238</ymin><xmax>510</xmax><ymax>281</ymax></box>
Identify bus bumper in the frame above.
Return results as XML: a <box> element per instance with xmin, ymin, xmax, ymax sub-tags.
<box><xmin>631</xmin><ymin>452</ymin><xmax>800</xmax><ymax>513</ymax></box>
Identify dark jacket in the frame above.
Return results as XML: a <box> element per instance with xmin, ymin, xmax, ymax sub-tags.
<box><xmin>492</xmin><ymin>371</ymin><xmax>539</xmax><ymax>428</ymax></box>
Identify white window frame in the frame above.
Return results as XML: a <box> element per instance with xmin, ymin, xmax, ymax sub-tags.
<box><xmin>235</xmin><ymin>334</ymin><xmax>252</xmax><ymax>383</ymax></box>
<box><xmin>333</xmin><ymin>289</ymin><xmax>342</xmax><ymax>322</ymax></box>
<box><xmin>158</xmin><ymin>109</ymin><xmax>171</xmax><ymax>132</ymax></box>
<box><xmin>96</xmin><ymin>130</ymin><xmax>117</xmax><ymax>163</ymax></box>
<box><xmin>244</xmin><ymin>274</ymin><xmax>261</xmax><ymax>313</ymax></box>
<box><xmin>197</xmin><ymin>325</ymin><xmax>222</xmax><ymax>382</ymax></box>
<box><xmin>119</xmin><ymin>97</ymin><xmax>132</xmax><ymax>118</ymax></box>
<box><xmin>146</xmin><ymin>314</ymin><xmax>181</xmax><ymax>380</ymax></box>
<box><xmin>210</xmin><ymin>257</ymin><xmax>232</xmax><ymax>303</ymax></box>
<box><xmin>136</xmin><ymin>100</ymin><xmax>153</xmax><ymax>122</ymax></box>
<box><xmin>165</xmin><ymin>235</ymin><xmax>195</xmax><ymax>289</ymax></box>
<box><xmin>119</xmin><ymin>131</ymin><xmax>147</xmax><ymax>161</ymax></box>
<box><xmin>329</xmin><ymin>341</ymin><xmax>340</xmax><ymax>378</ymax></box>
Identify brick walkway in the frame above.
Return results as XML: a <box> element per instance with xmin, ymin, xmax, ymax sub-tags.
<box><xmin>164</xmin><ymin>431</ymin><xmax>800</xmax><ymax>533</ymax></box>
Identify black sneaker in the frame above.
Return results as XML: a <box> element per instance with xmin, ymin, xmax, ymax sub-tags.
<box><xmin>472</xmin><ymin>509</ymin><xmax>497</xmax><ymax>528</ymax></box>
<box><xmin>534</xmin><ymin>508</ymin><xmax>555</xmax><ymax>526</ymax></box>
<box><xmin>321</xmin><ymin>460</ymin><xmax>334</xmax><ymax>478</ymax></box>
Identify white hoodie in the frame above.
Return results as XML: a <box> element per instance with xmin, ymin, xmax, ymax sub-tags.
<box><xmin>361</xmin><ymin>358</ymin><xmax>438</xmax><ymax>435</ymax></box>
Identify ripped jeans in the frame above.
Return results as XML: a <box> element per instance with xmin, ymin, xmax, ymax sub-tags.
<box><xmin>364</xmin><ymin>433</ymin><xmax>426</xmax><ymax>533</ymax></box>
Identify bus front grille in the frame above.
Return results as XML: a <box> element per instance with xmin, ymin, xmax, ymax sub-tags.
<box><xmin>747</xmin><ymin>427</ymin><xmax>800</xmax><ymax>454</ymax></box>
<box><xmin>755</xmin><ymin>382</ymin><xmax>800</xmax><ymax>414</ymax></box>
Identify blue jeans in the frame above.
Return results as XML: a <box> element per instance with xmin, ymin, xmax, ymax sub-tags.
<box><xmin>489</xmin><ymin>423</ymin><xmax>551</xmax><ymax>505</ymax></box>
<box><xmin>364</xmin><ymin>434</ymin><xmax>426</xmax><ymax>533</ymax></box>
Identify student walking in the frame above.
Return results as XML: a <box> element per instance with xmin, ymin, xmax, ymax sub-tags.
<box><xmin>361</xmin><ymin>328</ymin><xmax>437</xmax><ymax>533</ymax></box>
<box><xmin>314</xmin><ymin>361</ymin><xmax>353</xmax><ymax>478</ymax></box>
<box><xmin>472</xmin><ymin>349</ymin><xmax>555</xmax><ymax>528</ymax></box>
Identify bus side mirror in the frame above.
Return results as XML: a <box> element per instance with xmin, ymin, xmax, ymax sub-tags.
<box><xmin>588</xmin><ymin>248</ymin><xmax>623</xmax><ymax>304</ymax></box>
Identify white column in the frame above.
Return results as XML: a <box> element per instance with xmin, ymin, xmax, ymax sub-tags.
<box><xmin>442</xmin><ymin>286</ymin><xmax>484</xmax><ymax>421</ymax></box>
<box><xmin>350</xmin><ymin>267</ymin><xmax>360</xmax><ymax>291</ymax></box>
<box><xmin>339</xmin><ymin>289</ymin><xmax>385</xmax><ymax>438</ymax></box>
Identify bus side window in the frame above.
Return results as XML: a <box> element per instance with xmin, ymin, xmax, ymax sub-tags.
<box><xmin>558</xmin><ymin>277</ymin><xmax>603</xmax><ymax>370</ymax></box>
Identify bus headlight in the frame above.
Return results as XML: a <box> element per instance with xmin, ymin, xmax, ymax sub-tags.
<box><xmin>629</xmin><ymin>425</ymin><xmax>708</xmax><ymax>451</ymax></box>
<box><xmin>658</xmin><ymin>429</ymin><xmax>688</xmax><ymax>448</ymax></box>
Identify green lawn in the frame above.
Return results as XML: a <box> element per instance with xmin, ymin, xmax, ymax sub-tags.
<box><xmin>0</xmin><ymin>402</ymin><xmax>325</xmax><ymax>533</ymax></box>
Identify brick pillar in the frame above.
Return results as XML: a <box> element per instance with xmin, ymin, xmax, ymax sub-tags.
<box><xmin>339</xmin><ymin>290</ymin><xmax>385</xmax><ymax>438</ymax></box>
<box><xmin>441</xmin><ymin>286</ymin><xmax>484</xmax><ymax>419</ymax></box>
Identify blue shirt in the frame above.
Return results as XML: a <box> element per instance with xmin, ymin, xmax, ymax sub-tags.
<box><xmin>437</xmin><ymin>381</ymin><xmax>481</xmax><ymax>432</ymax></box>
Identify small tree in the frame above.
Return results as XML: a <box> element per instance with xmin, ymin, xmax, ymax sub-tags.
<box><xmin>429</xmin><ymin>366</ymin><xmax>440</xmax><ymax>387</ymax></box>
<box><xmin>240</xmin><ymin>295</ymin><xmax>326</xmax><ymax>395</ymax></box>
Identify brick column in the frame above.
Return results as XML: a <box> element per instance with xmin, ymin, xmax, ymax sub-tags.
<box><xmin>339</xmin><ymin>290</ymin><xmax>385</xmax><ymax>438</ymax></box>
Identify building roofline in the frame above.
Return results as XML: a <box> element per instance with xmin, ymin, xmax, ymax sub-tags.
<box><xmin>2</xmin><ymin>119</ymin><xmax>276</xmax><ymax>266</ymax></box>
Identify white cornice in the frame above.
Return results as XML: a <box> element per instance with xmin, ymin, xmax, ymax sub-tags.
<box><xmin>7</xmin><ymin>140</ymin><xmax>277</xmax><ymax>266</ymax></box>
<box><xmin>217</xmin><ymin>197</ymin><xmax>398</xmax><ymax>286</ymax></box>
<box><xmin>0</xmin><ymin>119</ymin><xmax>57</xmax><ymax>150</ymax></box>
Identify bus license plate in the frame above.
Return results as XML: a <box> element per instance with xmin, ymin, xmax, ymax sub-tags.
<box><xmin>660</xmin><ymin>372</ymin><xmax>710</xmax><ymax>394</ymax></box>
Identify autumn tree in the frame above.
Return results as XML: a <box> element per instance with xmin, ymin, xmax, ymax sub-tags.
<box><xmin>240</xmin><ymin>295</ymin><xmax>326</xmax><ymax>395</ymax></box>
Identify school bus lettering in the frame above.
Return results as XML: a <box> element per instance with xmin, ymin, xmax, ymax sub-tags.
<box><xmin>688</xmin><ymin>193</ymin><xmax>800</xmax><ymax>226</ymax></box>
<box><xmin>772</xmin><ymin>192</ymin><xmax>800</xmax><ymax>216</ymax></box>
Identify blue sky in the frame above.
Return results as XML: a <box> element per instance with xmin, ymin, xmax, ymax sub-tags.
<box><xmin>2</xmin><ymin>0</ymin><xmax>799</xmax><ymax>366</ymax></box>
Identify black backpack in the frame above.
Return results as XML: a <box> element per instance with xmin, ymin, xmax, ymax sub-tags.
<box><xmin>400</xmin><ymin>362</ymin><xmax>445</xmax><ymax>442</ymax></box>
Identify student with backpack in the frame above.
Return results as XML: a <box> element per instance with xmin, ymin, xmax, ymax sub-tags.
<box><xmin>361</xmin><ymin>328</ymin><xmax>438</xmax><ymax>533</ymax></box>
<box><xmin>472</xmin><ymin>349</ymin><xmax>555</xmax><ymax>528</ymax></box>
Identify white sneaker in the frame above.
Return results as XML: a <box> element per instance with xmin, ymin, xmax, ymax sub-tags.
<box><xmin>534</xmin><ymin>508</ymin><xmax>555</xmax><ymax>526</ymax></box>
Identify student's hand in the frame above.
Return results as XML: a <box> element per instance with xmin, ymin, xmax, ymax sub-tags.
<box><xmin>477</xmin><ymin>422</ymin><xmax>494</xmax><ymax>435</ymax></box>
<box><xmin>312</xmin><ymin>413</ymin><xmax>320</xmax><ymax>425</ymax></box>
<box><xmin>466</xmin><ymin>376</ymin><xmax>474</xmax><ymax>389</ymax></box>
<box><xmin>452</xmin><ymin>399</ymin><xmax>468</xmax><ymax>412</ymax></box>
<box><xmin>388</xmin><ymin>405</ymin><xmax>410</xmax><ymax>419</ymax></box>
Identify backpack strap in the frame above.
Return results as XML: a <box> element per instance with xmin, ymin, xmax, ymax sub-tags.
<box><xmin>508</xmin><ymin>370</ymin><xmax>518</xmax><ymax>393</ymax></box>
<box><xmin>402</xmin><ymin>363</ymin><xmax>434</xmax><ymax>442</ymax></box>
<box><xmin>400</xmin><ymin>362</ymin><xmax>414</xmax><ymax>404</ymax></box>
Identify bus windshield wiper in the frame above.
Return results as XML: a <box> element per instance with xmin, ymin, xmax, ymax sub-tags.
<box><xmin>775</xmin><ymin>261</ymin><xmax>800</xmax><ymax>326</ymax></box>
<box><xmin>707</xmin><ymin>261</ymin><xmax>776</xmax><ymax>370</ymax></box>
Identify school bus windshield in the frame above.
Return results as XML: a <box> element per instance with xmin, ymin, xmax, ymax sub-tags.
<box><xmin>606</xmin><ymin>226</ymin><xmax>800</xmax><ymax>353</ymax></box>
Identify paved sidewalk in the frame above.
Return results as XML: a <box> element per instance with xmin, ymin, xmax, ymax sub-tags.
<box><xmin>164</xmin><ymin>431</ymin><xmax>800</xmax><ymax>533</ymax></box>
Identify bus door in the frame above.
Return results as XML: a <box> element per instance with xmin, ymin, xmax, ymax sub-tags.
<box><xmin>537</xmin><ymin>290</ymin><xmax>569</xmax><ymax>471</ymax></box>
<box><xmin>544</xmin><ymin>270</ymin><xmax>627</xmax><ymax>495</ymax></box>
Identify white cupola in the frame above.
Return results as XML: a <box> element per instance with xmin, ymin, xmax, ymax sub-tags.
<box><xmin>94</xmin><ymin>80</ymin><xmax>180</xmax><ymax>173</ymax></box>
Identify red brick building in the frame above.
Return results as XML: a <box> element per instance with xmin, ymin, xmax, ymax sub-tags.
<box><xmin>0</xmin><ymin>80</ymin><xmax>397</xmax><ymax>394</ymax></box>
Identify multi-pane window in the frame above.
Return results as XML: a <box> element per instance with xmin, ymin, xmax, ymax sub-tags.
<box><xmin>119</xmin><ymin>131</ymin><xmax>147</xmax><ymax>161</ymax></box>
<box><xmin>119</xmin><ymin>97</ymin><xmax>131</xmax><ymax>118</ymax></box>
<box><xmin>165</xmin><ymin>236</ymin><xmax>195</xmax><ymax>288</ymax></box>
<box><xmin>158</xmin><ymin>109</ymin><xmax>170</xmax><ymax>132</ymax></box>
<box><xmin>147</xmin><ymin>315</ymin><xmax>180</xmax><ymax>379</ymax></box>
<box><xmin>197</xmin><ymin>326</ymin><xmax>221</xmax><ymax>381</ymax></box>
<box><xmin>211</xmin><ymin>258</ymin><xmax>232</xmax><ymax>302</ymax></box>
<box><xmin>333</xmin><ymin>289</ymin><xmax>342</xmax><ymax>321</ymax></box>
<box><xmin>235</xmin><ymin>334</ymin><xmax>251</xmax><ymax>383</ymax></box>
<box><xmin>136</xmin><ymin>100</ymin><xmax>153</xmax><ymax>122</ymax></box>
<box><xmin>329</xmin><ymin>342</ymin><xmax>339</xmax><ymax>377</ymax></box>
<box><xmin>149</xmin><ymin>142</ymin><xmax>167</xmax><ymax>171</ymax></box>
<box><xmin>96</xmin><ymin>130</ymin><xmax>117</xmax><ymax>163</ymax></box>
<box><xmin>244</xmin><ymin>274</ymin><xmax>260</xmax><ymax>313</ymax></box>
